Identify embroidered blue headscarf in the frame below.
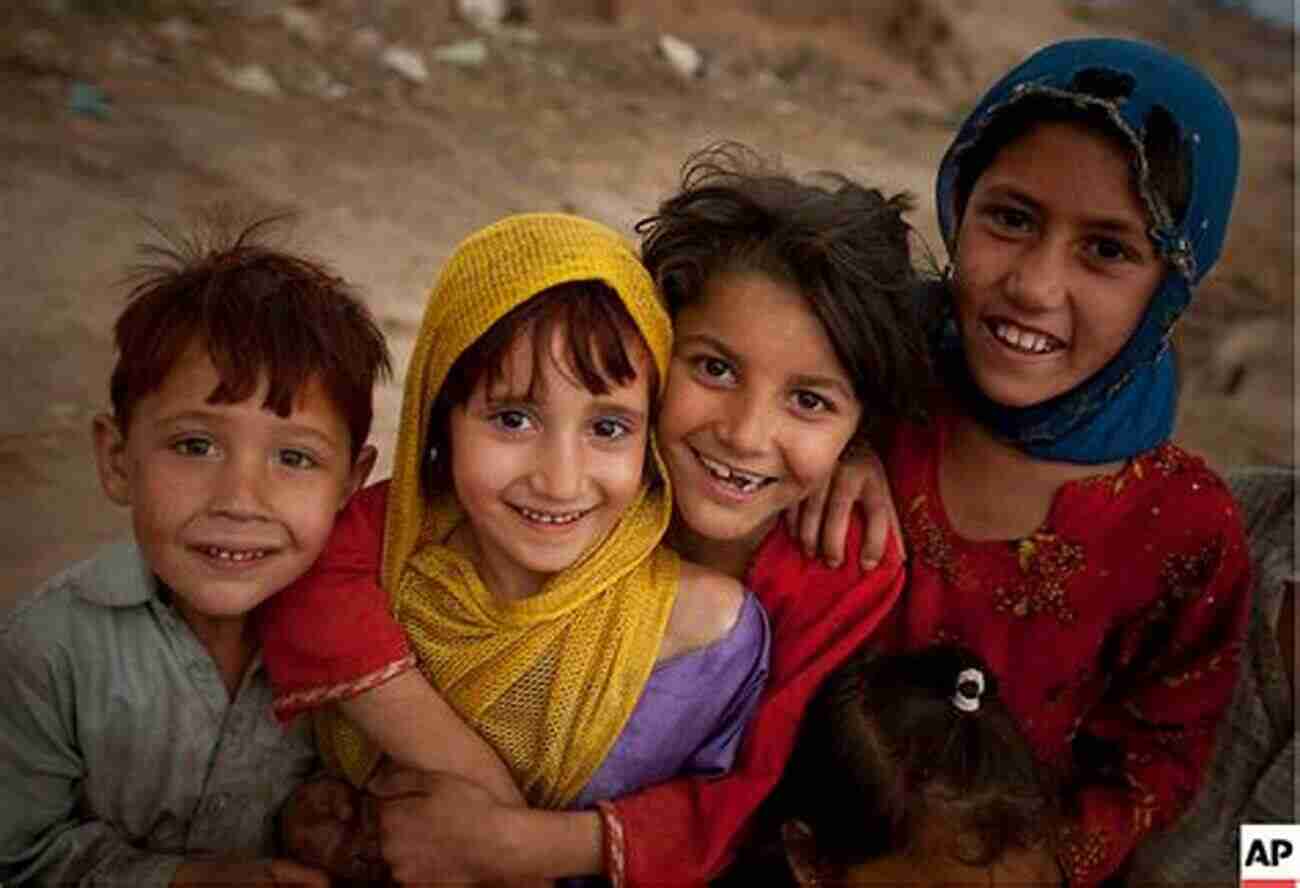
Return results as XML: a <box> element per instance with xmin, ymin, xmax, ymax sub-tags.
<box><xmin>934</xmin><ymin>38</ymin><xmax>1240</xmax><ymax>463</ymax></box>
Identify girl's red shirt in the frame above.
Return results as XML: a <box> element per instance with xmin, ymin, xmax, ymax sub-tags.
<box><xmin>881</xmin><ymin>413</ymin><xmax>1252</xmax><ymax>887</ymax></box>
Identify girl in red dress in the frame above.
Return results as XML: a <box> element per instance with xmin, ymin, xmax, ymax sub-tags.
<box><xmin>878</xmin><ymin>39</ymin><xmax>1252</xmax><ymax>886</ymax></box>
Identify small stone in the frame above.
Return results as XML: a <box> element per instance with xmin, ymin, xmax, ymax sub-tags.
<box><xmin>155</xmin><ymin>16</ymin><xmax>198</xmax><ymax>45</ymax></box>
<box><xmin>351</xmin><ymin>27</ymin><xmax>384</xmax><ymax>56</ymax></box>
<box><xmin>279</xmin><ymin>7</ymin><xmax>327</xmax><ymax>48</ymax></box>
<box><xmin>432</xmin><ymin>39</ymin><xmax>488</xmax><ymax>68</ymax></box>
<box><xmin>381</xmin><ymin>46</ymin><xmax>430</xmax><ymax>82</ymax></box>
<box><xmin>658</xmin><ymin>33</ymin><xmax>703</xmax><ymax>79</ymax></box>
<box><xmin>457</xmin><ymin>0</ymin><xmax>510</xmax><ymax>29</ymax></box>
<box><xmin>215</xmin><ymin>62</ymin><xmax>282</xmax><ymax>97</ymax></box>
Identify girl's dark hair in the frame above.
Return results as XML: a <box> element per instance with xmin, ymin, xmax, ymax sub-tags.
<box><xmin>636</xmin><ymin>142</ymin><xmax>933</xmax><ymax>445</ymax></box>
<box><xmin>422</xmin><ymin>279</ymin><xmax>660</xmax><ymax>498</ymax></box>
<box><xmin>111</xmin><ymin>214</ymin><xmax>392</xmax><ymax>458</ymax></box>
<box><xmin>952</xmin><ymin>85</ymin><xmax>1192</xmax><ymax>238</ymax></box>
<box><xmin>782</xmin><ymin>644</ymin><xmax>1057</xmax><ymax>869</ymax></box>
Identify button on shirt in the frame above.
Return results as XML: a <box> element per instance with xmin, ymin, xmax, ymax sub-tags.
<box><xmin>0</xmin><ymin>541</ymin><xmax>317</xmax><ymax>887</ymax></box>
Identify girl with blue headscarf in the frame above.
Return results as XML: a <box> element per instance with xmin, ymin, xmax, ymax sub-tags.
<box><xmin>875</xmin><ymin>38</ymin><xmax>1253</xmax><ymax>886</ymax></box>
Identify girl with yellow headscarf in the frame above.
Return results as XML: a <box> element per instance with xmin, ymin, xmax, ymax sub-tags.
<box><xmin>260</xmin><ymin>213</ymin><xmax>770</xmax><ymax>878</ymax></box>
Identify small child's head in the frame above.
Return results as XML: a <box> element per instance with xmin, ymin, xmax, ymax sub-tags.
<box><xmin>779</xmin><ymin>644</ymin><xmax>1057</xmax><ymax>886</ymax></box>
<box><xmin>94</xmin><ymin>217</ymin><xmax>391</xmax><ymax>625</ymax></box>
<box><xmin>637</xmin><ymin>142</ymin><xmax>931</xmax><ymax>545</ymax></box>
<box><xmin>933</xmin><ymin>38</ymin><xmax>1240</xmax><ymax>462</ymax></box>
<box><xmin>382</xmin><ymin>213</ymin><xmax>672</xmax><ymax>598</ymax></box>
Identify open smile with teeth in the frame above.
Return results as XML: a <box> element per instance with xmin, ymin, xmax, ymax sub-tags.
<box><xmin>197</xmin><ymin>545</ymin><xmax>273</xmax><ymax>563</ymax></box>
<box><xmin>691</xmin><ymin>446</ymin><xmax>777</xmax><ymax>494</ymax></box>
<box><xmin>511</xmin><ymin>504</ymin><xmax>592</xmax><ymax>526</ymax></box>
<box><xmin>987</xmin><ymin>319</ymin><xmax>1065</xmax><ymax>355</ymax></box>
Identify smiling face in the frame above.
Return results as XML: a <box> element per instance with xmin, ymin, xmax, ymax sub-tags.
<box><xmin>94</xmin><ymin>341</ymin><xmax>374</xmax><ymax>630</ymax></box>
<box><xmin>447</xmin><ymin>325</ymin><xmax>652</xmax><ymax>601</ymax></box>
<box><xmin>953</xmin><ymin>120</ymin><xmax>1165</xmax><ymax>408</ymax></box>
<box><xmin>657</xmin><ymin>272</ymin><xmax>863</xmax><ymax>551</ymax></box>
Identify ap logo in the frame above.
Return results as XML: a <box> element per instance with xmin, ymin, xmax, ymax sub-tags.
<box><xmin>1242</xmin><ymin>825</ymin><xmax>1300</xmax><ymax>886</ymax></box>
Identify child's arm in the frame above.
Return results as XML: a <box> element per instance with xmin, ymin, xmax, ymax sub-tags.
<box><xmin>258</xmin><ymin>482</ymin><xmax>523</xmax><ymax>805</ymax></box>
<box><xmin>1053</xmin><ymin>487</ymin><xmax>1253</xmax><ymax>888</ymax></box>
<box><xmin>371</xmin><ymin>518</ymin><xmax>903</xmax><ymax>887</ymax></box>
<box><xmin>340</xmin><ymin>670</ymin><xmax>524</xmax><ymax>804</ymax></box>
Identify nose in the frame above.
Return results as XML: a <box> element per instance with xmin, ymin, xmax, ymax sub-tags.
<box><xmin>530</xmin><ymin>434</ymin><xmax>585</xmax><ymax>502</ymax></box>
<box><xmin>208</xmin><ymin>451</ymin><xmax>271</xmax><ymax>520</ymax></box>
<box><xmin>715</xmin><ymin>389</ymin><xmax>770</xmax><ymax>458</ymax></box>
<box><xmin>1007</xmin><ymin>238</ymin><xmax>1069</xmax><ymax>311</ymax></box>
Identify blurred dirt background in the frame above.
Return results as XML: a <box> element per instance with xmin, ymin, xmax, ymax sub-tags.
<box><xmin>1</xmin><ymin>0</ymin><xmax>1293</xmax><ymax>606</ymax></box>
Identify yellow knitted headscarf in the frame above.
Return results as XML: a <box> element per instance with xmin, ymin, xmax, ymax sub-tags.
<box><xmin>317</xmin><ymin>214</ymin><xmax>679</xmax><ymax>807</ymax></box>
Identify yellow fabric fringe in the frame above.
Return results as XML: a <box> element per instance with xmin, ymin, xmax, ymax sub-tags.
<box><xmin>317</xmin><ymin>213</ymin><xmax>678</xmax><ymax>807</ymax></box>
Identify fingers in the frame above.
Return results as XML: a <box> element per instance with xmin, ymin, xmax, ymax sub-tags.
<box><xmin>821</xmin><ymin>468</ymin><xmax>872</xmax><ymax>568</ymax></box>
<box><xmin>317</xmin><ymin>778</ymin><xmax>356</xmax><ymax>822</ymax></box>
<box><xmin>850</xmin><ymin>451</ymin><xmax>902</xmax><ymax>571</ymax></box>
<box><xmin>798</xmin><ymin>481</ymin><xmax>831</xmax><ymax>564</ymax></box>
<box><xmin>268</xmin><ymin>859</ymin><xmax>330</xmax><ymax>887</ymax></box>
<box><xmin>366</xmin><ymin>766</ymin><xmax>430</xmax><ymax>799</ymax></box>
<box><xmin>783</xmin><ymin>501</ymin><xmax>802</xmax><ymax>540</ymax></box>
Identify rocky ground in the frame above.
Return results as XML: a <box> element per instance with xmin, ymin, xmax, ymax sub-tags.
<box><xmin>1</xmin><ymin>0</ymin><xmax>1293</xmax><ymax>606</ymax></box>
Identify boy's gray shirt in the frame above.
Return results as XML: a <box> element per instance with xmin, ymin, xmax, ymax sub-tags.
<box><xmin>0</xmin><ymin>541</ymin><xmax>317</xmax><ymax>887</ymax></box>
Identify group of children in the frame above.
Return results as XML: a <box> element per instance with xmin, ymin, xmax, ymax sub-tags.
<box><xmin>0</xmin><ymin>37</ymin><xmax>1288</xmax><ymax>888</ymax></box>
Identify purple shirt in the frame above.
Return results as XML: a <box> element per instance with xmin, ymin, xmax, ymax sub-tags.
<box><xmin>571</xmin><ymin>590</ymin><xmax>770</xmax><ymax>810</ymax></box>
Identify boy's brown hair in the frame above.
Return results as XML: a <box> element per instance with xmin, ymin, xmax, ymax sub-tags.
<box><xmin>109</xmin><ymin>216</ymin><xmax>392</xmax><ymax>456</ymax></box>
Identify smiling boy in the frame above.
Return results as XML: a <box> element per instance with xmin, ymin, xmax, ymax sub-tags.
<box><xmin>0</xmin><ymin>220</ymin><xmax>390</xmax><ymax>887</ymax></box>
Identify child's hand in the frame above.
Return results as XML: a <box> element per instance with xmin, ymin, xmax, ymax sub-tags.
<box><xmin>171</xmin><ymin>856</ymin><xmax>330</xmax><ymax>886</ymax></box>
<box><xmin>784</xmin><ymin>445</ymin><xmax>902</xmax><ymax>571</ymax></box>
<box><xmin>279</xmin><ymin>775</ymin><xmax>389</xmax><ymax>883</ymax></box>
<box><xmin>368</xmin><ymin>764</ymin><xmax>534</xmax><ymax>886</ymax></box>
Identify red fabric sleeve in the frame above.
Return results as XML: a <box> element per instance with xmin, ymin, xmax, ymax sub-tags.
<box><xmin>610</xmin><ymin>514</ymin><xmax>905</xmax><ymax>887</ymax></box>
<box><xmin>256</xmin><ymin>481</ymin><xmax>414</xmax><ymax>722</ymax></box>
<box><xmin>1057</xmin><ymin>482</ymin><xmax>1253</xmax><ymax>887</ymax></box>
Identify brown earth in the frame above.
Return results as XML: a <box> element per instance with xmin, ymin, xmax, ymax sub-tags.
<box><xmin>1</xmin><ymin>0</ymin><xmax>1293</xmax><ymax>606</ymax></box>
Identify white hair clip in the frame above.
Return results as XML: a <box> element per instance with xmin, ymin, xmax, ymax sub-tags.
<box><xmin>953</xmin><ymin>667</ymin><xmax>985</xmax><ymax>713</ymax></box>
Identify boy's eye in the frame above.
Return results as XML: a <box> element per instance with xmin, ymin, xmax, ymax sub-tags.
<box><xmin>279</xmin><ymin>449</ymin><xmax>318</xmax><ymax>470</ymax></box>
<box><xmin>491</xmin><ymin>410</ymin><xmax>535</xmax><ymax>432</ymax></box>
<box><xmin>172</xmin><ymin>437</ymin><xmax>215</xmax><ymax>457</ymax></box>
<box><xmin>592</xmin><ymin>418</ymin><xmax>631</xmax><ymax>441</ymax></box>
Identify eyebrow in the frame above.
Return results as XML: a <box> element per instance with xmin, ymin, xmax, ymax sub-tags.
<box><xmin>678</xmin><ymin>333</ymin><xmax>855</xmax><ymax>399</ymax></box>
<box><xmin>483</xmin><ymin>392</ymin><xmax>648</xmax><ymax>424</ymax></box>
<box><xmin>982</xmin><ymin>184</ymin><xmax>1149</xmax><ymax>238</ymax></box>
<box><xmin>154</xmin><ymin>410</ymin><xmax>344</xmax><ymax>451</ymax></box>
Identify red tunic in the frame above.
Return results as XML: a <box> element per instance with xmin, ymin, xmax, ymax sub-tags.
<box><xmin>884</xmin><ymin>414</ymin><xmax>1252</xmax><ymax>887</ymax></box>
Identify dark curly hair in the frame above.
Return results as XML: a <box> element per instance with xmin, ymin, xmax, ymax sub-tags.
<box><xmin>636</xmin><ymin>142</ymin><xmax>933</xmax><ymax>445</ymax></box>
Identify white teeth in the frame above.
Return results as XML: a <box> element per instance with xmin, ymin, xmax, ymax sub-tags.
<box><xmin>994</xmin><ymin>322</ymin><xmax>1058</xmax><ymax>354</ymax></box>
<box><xmin>516</xmin><ymin>506</ymin><xmax>587</xmax><ymax>525</ymax></box>
<box><xmin>695</xmin><ymin>450</ymin><xmax>770</xmax><ymax>492</ymax></box>
<box><xmin>202</xmin><ymin>546</ymin><xmax>269</xmax><ymax>562</ymax></box>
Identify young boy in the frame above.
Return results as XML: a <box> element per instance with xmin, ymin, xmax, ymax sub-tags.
<box><xmin>0</xmin><ymin>219</ymin><xmax>390</xmax><ymax>887</ymax></box>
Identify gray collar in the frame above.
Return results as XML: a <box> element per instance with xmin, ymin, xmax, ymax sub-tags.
<box><xmin>77</xmin><ymin>539</ymin><xmax>163</xmax><ymax>608</ymax></box>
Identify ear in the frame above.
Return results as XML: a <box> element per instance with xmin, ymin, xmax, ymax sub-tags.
<box><xmin>92</xmin><ymin>413</ymin><xmax>132</xmax><ymax>507</ymax></box>
<box><xmin>342</xmin><ymin>444</ymin><xmax>378</xmax><ymax>505</ymax></box>
<box><xmin>781</xmin><ymin>820</ymin><xmax>825</xmax><ymax>887</ymax></box>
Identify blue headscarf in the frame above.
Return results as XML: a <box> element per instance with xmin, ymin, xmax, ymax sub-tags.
<box><xmin>934</xmin><ymin>38</ymin><xmax>1240</xmax><ymax>464</ymax></box>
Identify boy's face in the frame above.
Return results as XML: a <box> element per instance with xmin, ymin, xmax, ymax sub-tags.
<box><xmin>94</xmin><ymin>341</ymin><xmax>375</xmax><ymax>627</ymax></box>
